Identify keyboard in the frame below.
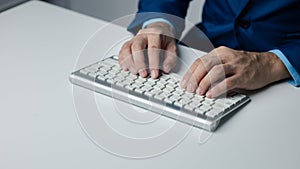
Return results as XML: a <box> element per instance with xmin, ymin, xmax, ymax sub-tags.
<box><xmin>69</xmin><ymin>56</ymin><xmax>250</xmax><ymax>131</ymax></box>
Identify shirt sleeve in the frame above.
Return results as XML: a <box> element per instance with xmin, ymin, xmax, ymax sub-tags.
<box><xmin>142</xmin><ymin>18</ymin><xmax>176</xmax><ymax>34</ymax></box>
<box><xmin>269</xmin><ymin>49</ymin><xmax>300</xmax><ymax>86</ymax></box>
<box><xmin>127</xmin><ymin>0</ymin><xmax>191</xmax><ymax>39</ymax></box>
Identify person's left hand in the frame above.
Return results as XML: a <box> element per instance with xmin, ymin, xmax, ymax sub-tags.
<box><xmin>180</xmin><ymin>46</ymin><xmax>291</xmax><ymax>98</ymax></box>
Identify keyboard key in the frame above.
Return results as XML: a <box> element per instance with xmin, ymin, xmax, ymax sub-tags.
<box><xmin>194</xmin><ymin>95</ymin><xmax>205</xmax><ymax>102</ymax></box>
<box><xmin>164</xmin><ymin>98</ymin><xmax>175</xmax><ymax>104</ymax></box>
<box><xmin>134</xmin><ymin>88</ymin><xmax>145</xmax><ymax>94</ymax></box>
<box><xmin>173</xmin><ymin>90</ymin><xmax>184</xmax><ymax>96</ymax></box>
<box><xmin>140</xmin><ymin>86</ymin><xmax>151</xmax><ymax>92</ymax></box>
<box><xmin>154</xmin><ymin>94</ymin><xmax>165</xmax><ymax>101</ymax></box>
<box><xmin>164</xmin><ymin>86</ymin><xmax>175</xmax><ymax>93</ymax></box>
<box><xmin>153</xmin><ymin>84</ymin><xmax>165</xmax><ymax>90</ymax></box>
<box><xmin>195</xmin><ymin>108</ymin><xmax>205</xmax><ymax>116</ymax></box>
<box><xmin>97</xmin><ymin>74</ymin><xmax>107</xmax><ymax>81</ymax></box>
<box><xmin>118</xmin><ymin>71</ymin><xmax>129</xmax><ymax>77</ymax></box>
<box><xmin>169</xmin><ymin>95</ymin><xmax>180</xmax><ymax>102</ymax></box>
<box><xmin>127</xmin><ymin>74</ymin><xmax>138</xmax><ymax>80</ymax></box>
<box><xmin>98</xmin><ymin>70</ymin><xmax>108</xmax><ymax>76</ymax></box>
<box><xmin>160</xmin><ymin>91</ymin><xmax>172</xmax><ymax>98</ymax></box>
<box><xmin>79</xmin><ymin>68</ymin><xmax>89</xmax><ymax>75</ymax></box>
<box><xmin>132</xmin><ymin>83</ymin><xmax>143</xmax><ymax>88</ymax></box>
<box><xmin>88</xmin><ymin>72</ymin><xmax>97</xmax><ymax>78</ymax></box>
<box><xmin>206</xmin><ymin>108</ymin><xmax>223</xmax><ymax>119</ymax></box>
<box><xmin>145</xmin><ymin>91</ymin><xmax>154</xmax><ymax>97</ymax></box>
<box><xmin>174</xmin><ymin>101</ymin><xmax>184</xmax><ymax>108</ymax></box>
<box><xmin>125</xmin><ymin>84</ymin><xmax>135</xmax><ymax>90</ymax></box>
<box><xmin>200</xmin><ymin>104</ymin><xmax>211</xmax><ymax>112</ymax></box>
<box><xmin>182</xmin><ymin>92</ymin><xmax>194</xmax><ymax>99</ymax></box>
<box><xmin>167</xmin><ymin>78</ymin><xmax>177</xmax><ymax>84</ymax></box>
<box><xmin>113</xmin><ymin>76</ymin><xmax>124</xmax><ymax>82</ymax></box>
<box><xmin>160</xmin><ymin>75</ymin><xmax>170</xmax><ymax>81</ymax></box>
<box><xmin>203</xmin><ymin>98</ymin><xmax>215</xmax><ymax>106</ymax></box>
<box><xmin>105</xmin><ymin>73</ymin><xmax>114</xmax><ymax>79</ymax></box>
<box><xmin>135</xmin><ymin>77</ymin><xmax>147</xmax><ymax>84</ymax></box>
<box><xmin>101</xmin><ymin>66</ymin><xmax>111</xmax><ymax>71</ymax></box>
<box><xmin>184</xmin><ymin>104</ymin><xmax>195</xmax><ymax>112</ymax></box>
<box><xmin>189</xmin><ymin>101</ymin><xmax>202</xmax><ymax>108</ymax></box>
<box><xmin>112</xmin><ymin>65</ymin><xmax>122</xmax><ymax>71</ymax></box>
<box><xmin>179</xmin><ymin>98</ymin><xmax>191</xmax><ymax>105</ymax></box>
<box><xmin>106</xmin><ymin>78</ymin><xmax>114</xmax><ymax>84</ymax></box>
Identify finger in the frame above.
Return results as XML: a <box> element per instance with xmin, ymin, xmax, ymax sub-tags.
<box><xmin>180</xmin><ymin>58</ymin><xmax>201</xmax><ymax>89</ymax></box>
<box><xmin>162</xmin><ymin>41</ymin><xmax>177</xmax><ymax>73</ymax></box>
<box><xmin>197</xmin><ymin>64</ymin><xmax>233</xmax><ymax>95</ymax></box>
<box><xmin>185</xmin><ymin>52</ymin><xmax>223</xmax><ymax>92</ymax></box>
<box><xmin>205</xmin><ymin>76</ymin><xmax>237</xmax><ymax>98</ymax></box>
<box><xmin>119</xmin><ymin>41</ymin><xmax>134</xmax><ymax>71</ymax></box>
<box><xmin>147</xmin><ymin>34</ymin><xmax>161</xmax><ymax>78</ymax></box>
<box><xmin>131</xmin><ymin>36</ymin><xmax>147</xmax><ymax>76</ymax></box>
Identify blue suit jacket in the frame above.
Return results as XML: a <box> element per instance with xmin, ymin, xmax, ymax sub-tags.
<box><xmin>128</xmin><ymin>0</ymin><xmax>300</xmax><ymax>84</ymax></box>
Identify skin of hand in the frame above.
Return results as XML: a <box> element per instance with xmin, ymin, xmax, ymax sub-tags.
<box><xmin>180</xmin><ymin>46</ymin><xmax>291</xmax><ymax>98</ymax></box>
<box><xmin>118</xmin><ymin>22</ymin><xmax>177</xmax><ymax>79</ymax></box>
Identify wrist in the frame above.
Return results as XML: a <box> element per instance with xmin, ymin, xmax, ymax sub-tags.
<box><xmin>146</xmin><ymin>22</ymin><xmax>174</xmax><ymax>36</ymax></box>
<box><xmin>262</xmin><ymin>52</ymin><xmax>291</xmax><ymax>82</ymax></box>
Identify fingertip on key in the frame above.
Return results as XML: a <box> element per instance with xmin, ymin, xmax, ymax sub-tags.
<box><xmin>196</xmin><ymin>87</ymin><xmax>201</xmax><ymax>95</ymax></box>
<box><xmin>139</xmin><ymin>69</ymin><xmax>147</xmax><ymax>77</ymax></box>
<box><xmin>206</xmin><ymin>91</ymin><xmax>212</xmax><ymax>98</ymax></box>
<box><xmin>164</xmin><ymin>64</ymin><xmax>171</xmax><ymax>73</ymax></box>
<box><xmin>180</xmin><ymin>79</ymin><xmax>187</xmax><ymax>88</ymax></box>
<box><xmin>151</xmin><ymin>69</ymin><xmax>159</xmax><ymax>79</ymax></box>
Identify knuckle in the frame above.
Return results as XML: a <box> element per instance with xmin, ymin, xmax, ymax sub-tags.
<box><xmin>202</xmin><ymin>57</ymin><xmax>213</xmax><ymax>68</ymax></box>
<box><xmin>213</xmin><ymin>46</ymin><xmax>228</xmax><ymax>56</ymax></box>
<box><xmin>168</xmin><ymin>44</ymin><xmax>177</xmax><ymax>52</ymax></box>
<box><xmin>149</xmin><ymin>44</ymin><xmax>159</xmax><ymax>49</ymax></box>
<box><xmin>122</xmin><ymin>41</ymin><xmax>131</xmax><ymax>49</ymax></box>
<box><xmin>225</xmin><ymin>64</ymin><xmax>235</xmax><ymax>73</ymax></box>
<box><xmin>131</xmin><ymin>42</ymin><xmax>142</xmax><ymax>51</ymax></box>
<box><xmin>226</xmin><ymin>78</ymin><xmax>235</xmax><ymax>88</ymax></box>
<box><xmin>218</xmin><ymin>46</ymin><xmax>228</xmax><ymax>51</ymax></box>
<box><xmin>214</xmin><ymin>65</ymin><xmax>225</xmax><ymax>75</ymax></box>
<box><xmin>195</xmin><ymin>58</ymin><xmax>202</xmax><ymax>64</ymax></box>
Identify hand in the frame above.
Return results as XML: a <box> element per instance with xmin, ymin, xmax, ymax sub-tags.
<box><xmin>181</xmin><ymin>46</ymin><xmax>291</xmax><ymax>98</ymax></box>
<box><xmin>118</xmin><ymin>22</ymin><xmax>177</xmax><ymax>79</ymax></box>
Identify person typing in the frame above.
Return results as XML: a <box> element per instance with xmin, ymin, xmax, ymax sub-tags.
<box><xmin>118</xmin><ymin>0</ymin><xmax>300</xmax><ymax>98</ymax></box>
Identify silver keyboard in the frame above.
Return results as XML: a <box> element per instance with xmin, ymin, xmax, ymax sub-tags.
<box><xmin>69</xmin><ymin>56</ymin><xmax>250</xmax><ymax>131</ymax></box>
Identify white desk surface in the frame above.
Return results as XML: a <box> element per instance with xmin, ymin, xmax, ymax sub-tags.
<box><xmin>1</xmin><ymin>1</ymin><xmax>299</xmax><ymax>169</ymax></box>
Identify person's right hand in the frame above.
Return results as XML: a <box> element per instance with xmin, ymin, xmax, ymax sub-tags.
<box><xmin>118</xmin><ymin>22</ymin><xmax>177</xmax><ymax>79</ymax></box>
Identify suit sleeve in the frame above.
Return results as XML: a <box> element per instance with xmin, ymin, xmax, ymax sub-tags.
<box><xmin>127</xmin><ymin>0</ymin><xmax>192</xmax><ymax>38</ymax></box>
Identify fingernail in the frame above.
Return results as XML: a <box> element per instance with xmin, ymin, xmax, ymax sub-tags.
<box><xmin>196</xmin><ymin>87</ymin><xmax>201</xmax><ymax>95</ymax></box>
<box><xmin>164</xmin><ymin>64</ymin><xmax>171</xmax><ymax>73</ymax></box>
<box><xmin>206</xmin><ymin>91</ymin><xmax>212</xmax><ymax>98</ymax></box>
<box><xmin>187</xmin><ymin>82</ymin><xmax>196</xmax><ymax>92</ymax></box>
<box><xmin>151</xmin><ymin>70</ymin><xmax>158</xmax><ymax>78</ymax></box>
<box><xmin>139</xmin><ymin>69</ymin><xmax>147</xmax><ymax>77</ymax></box>
<box><xmin>181</xmin><ymin>79</ymin><xmax>187</xmax><ymax>88</ymax></box>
